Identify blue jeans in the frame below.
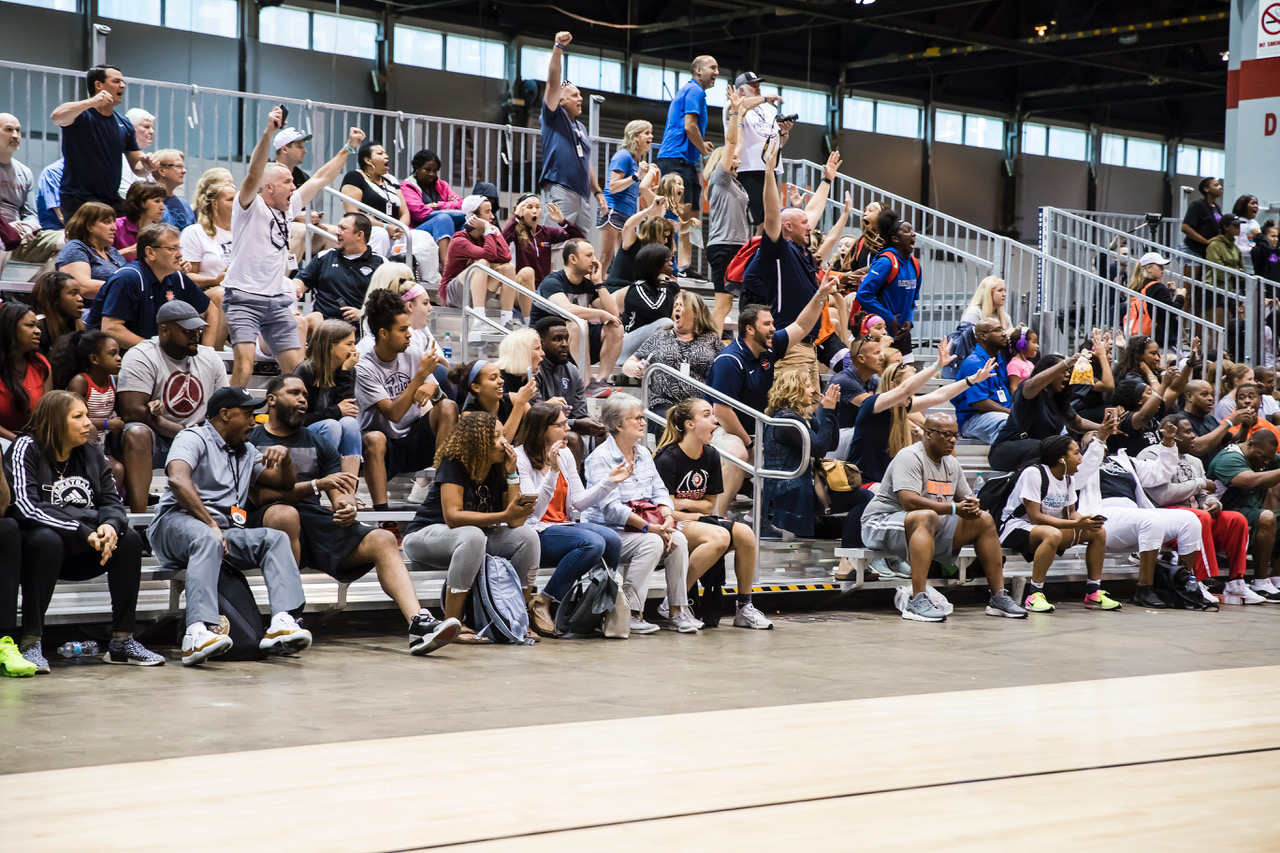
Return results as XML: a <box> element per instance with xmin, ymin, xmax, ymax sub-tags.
<box><xmin>416</xmin><ymin>210</ymin><xmax>467</xmax><ymax>242</ymax></box>
<box><xmin>538</xmin><ymin>522</ymin><xmax>622</xmax><ymax>601</ymax></box>
<box><xmin>307</xmin><ymin>417</ymin><xmax>363</xmax><ymax>458</ymax></box>
<box><xmin>959</xmin><ymin>411</ymin><xmax>1009</xmax><ymax>445</ymax></box>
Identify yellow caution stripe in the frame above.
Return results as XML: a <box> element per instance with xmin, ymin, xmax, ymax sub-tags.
<box><xmin>716</xmin><ymin>583</ymin><xmax>841</xmax><ymax>594</ymax></box>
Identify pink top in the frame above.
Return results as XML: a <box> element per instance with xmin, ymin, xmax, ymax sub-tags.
<box><xmin>402</xmin><ymin>177</ymin><xmax>463</xmax><ymax>226</ymax></box>
<box><xmin>1007</xmin><ymin>356</ymin><xmax>1033</xmax><ymax>381</ymax></box>
<box><xmin>113</xmin><ymin>216</ymin><xmax>139</xmax><ymax>252</ymax></box>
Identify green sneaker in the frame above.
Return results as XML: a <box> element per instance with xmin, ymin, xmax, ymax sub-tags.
<box><xmin>1084</xmin><ymin>589</ymin><xmax>1123</xmax><ymax>611</ymax></box>
<box><xmin>0</xmin><ymin>636</ymin><xmax>37</xmax><ymax>677</ymax></box>
<box><xmin>1023</xmin><ymin>591</ymin><xmax>1056</xmax><ymax>613</ymax></box>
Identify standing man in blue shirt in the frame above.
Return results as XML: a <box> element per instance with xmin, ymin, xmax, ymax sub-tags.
<box><xmin>856</xmin><ymin>208</ymin><xmax>921</xmax><ymax>361</ymax></box>
<box><xmin>952</xmin><ymin>319</ymin><xmax>1012</xmax><ymax>444</ymax></box>
<box><xmin>50</xmin><ymin>65</ymin><xmax>155</xmax><ymax>219</ymax></box>
<box><xmin>656</xmin><ymin>55</ymin><xmax>719</xmax><ymax>258</ymax></box>
<box><xmin>539</xmin><ymin>31</ymin><xmax>608</xmax><ymax>237</ymax></box>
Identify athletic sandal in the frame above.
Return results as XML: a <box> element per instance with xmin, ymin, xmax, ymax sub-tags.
<box><xmin>453</xmin><ymin>630</ymin><xmax>493</xmax><ymax>645</ymax></box>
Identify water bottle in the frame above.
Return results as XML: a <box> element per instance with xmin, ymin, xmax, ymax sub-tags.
<box><xmin>57</xmin><ymin>640</ymin><xmax>99</xmax><ymax>659</ymax></box>
<box><xmin>973</xmin><ymin>472</ymin><xmax>985</xmax><ymax>493</ymax></box>
<box><xmin>442</xmin><ymin>331</ymin><xmax>452</xmax><ymax>361</ymax></box>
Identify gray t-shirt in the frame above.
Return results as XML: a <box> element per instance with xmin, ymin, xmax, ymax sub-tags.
<box><xmin>864</xmin><ymin>442</ymin><xmax>972</xmax><ymax>520</ymax></box>
<box><xmin>707</xmin><ymin>166</ymin><xmax>751</xmax><ymax>248</ymax></box>
<box><xmin>0</xmin><ymin>159</ymin><xmax>36</xmax><ymax>224</ymax></box>
<box><xmin>153</xmin><ymin>422</ymin><xmax>265</xmax><ymax>527</ymax></box>
<box><xmin>355</xmin><ymin>344</ymin><xmax>423</xmax><ymax>438</ymax></box>
<box><xmin>117</xmin><ymin>339</ymin><xmax>228</xmax><ymax>428</ymax></box>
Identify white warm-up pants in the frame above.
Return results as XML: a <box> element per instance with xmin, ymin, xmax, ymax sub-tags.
<box><xmin>1098</xmin><ymin>501</ymin><xmax>1202</xmax><ymax>556</ymax></box>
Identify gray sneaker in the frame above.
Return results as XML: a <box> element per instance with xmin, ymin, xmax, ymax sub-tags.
<box><xmin>666</xmin><ymin>610</ymin><xmax>701</xmax><ymax>633</ymax></box>
<box><xmin>901</xmin><ymin>591</ymin><xmax>947</xmax><ymax>622</ymax></box>
<box><xmin>504</xmin><ymin>317</ymin><xmax>526</xmax><ymax>331</ymax></box>
<box><xmin>871</xmin><ymin>556</ymin><xmax>911</xmax><ymax>580</ymax></box>
<box><xmin>20</xmin><ymin>639</ymin><xmax>50</xmax><ymax>674</ymax></box>
<box><xmin>732</xmin><ymin>602</ymin><xmax>774</xmax><ymax>629</ymax></box>
<box><xmin>629</xmin><ymin>617</ymin><xmax>660</xmax><ymax>635</ymax></box>
<box><xmin>986</xmin><ymin>590</ymin><xmax>1029</xmax><ymax>618</ymax></box>
<box><xmin>658</xmin><ymin>598</ymin><xmax>704</xmax><ymax>629</ymax></box>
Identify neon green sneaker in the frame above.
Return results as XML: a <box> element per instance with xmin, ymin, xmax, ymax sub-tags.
<box><xmin>1023</xmin><ymin>591</ymin><xmax>1056</xmax><ymax>613</ymax></box>
<box><xmin>1084</xmin><ymin>588</ymin><xmax>1123</xmax><ymax>611</ymax></box>
<box><xmin>0</xmin><ymin>636</ymin><xmax>37</xmax><ymax>677</ymax></box>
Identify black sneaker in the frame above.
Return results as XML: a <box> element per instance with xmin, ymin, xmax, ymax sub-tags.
<box><xmin>104</xmin><ymin>636</ymin><xmax>166</xmax><ymax>666</ymax></box>
<box><xmin>1131</xmin><ymin>586</ymin><xmax>1167</xmax><ymax>608</ymax></box>
<box><xmin>134</xmin><ymin>526</ymin><xmax>152</xmax><ymax>556</ymax></box>
<box><xmin>409</xmin><ymin>613</ymin><xmax>461</xmax><ymax>656</ymax></box>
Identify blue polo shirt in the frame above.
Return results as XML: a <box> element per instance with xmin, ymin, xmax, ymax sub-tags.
<box><xmin>742</xmin><ymin>233</ymin><xmax>821</xmax><ymax>341</ymax></box>
<box><xmin>538</xmin><ymin>101</ymin><xmax>593</xmax><ymax>199</ymax></box>
<box><xmin>162</xmin><ymin>194</ymin><xmax>196</xmax><ymax>231</ymax></box>
<box><xmin>951</xmin><ymin>345</ymin><xmax>1010</xmax><ymax>430</ymax></box>
<box><xmin>706</xmin><ymin>328</ymin><xmax>790</xmax><ymax>436</ymax></box>
<box><xmin>88</xmin><ymin>260</ymin><xmax>210</xmax><ymax>340</ymax></box>
<box><xmin>36</xmin><ymin>159</ymin><xmax>64</xmax><ymax>230</ymax></box>
<box><xmin>60</xmin><ymin>108</ymin><xmax>139</xmax><ymax>204</ymax></box>
<box><xmin>657</xmin><ymin>79</ymin><xmax>708</xmax><ymax>163</ymax></box>
<box><xmin>604</xmin><ymin>148</ymin><xmax>640</xmax><ymax>217</ymax></box>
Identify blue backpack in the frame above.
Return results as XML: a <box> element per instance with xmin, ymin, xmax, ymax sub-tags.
<box><xmin>463</xmin><ymin>555</ymin><xmax>534</xmax><ymax>645</ymax></box>
<box><xmin>941</xmin><ymin>321</ymin><xmax>977</xmax><ymax>379</ymax></box>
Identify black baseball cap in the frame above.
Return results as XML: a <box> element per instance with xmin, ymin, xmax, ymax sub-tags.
<box><xmin>734</xmin><ymin>72</ymin><xmax>764</xmax><ymax>87</ymax></box>
<box><xmin>207</xmin><ymin>387</ymin><xmax>267</xmax><ymax>418</ymax></box>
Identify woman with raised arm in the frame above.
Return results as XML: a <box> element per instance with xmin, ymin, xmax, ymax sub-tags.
<box><xmin>601</xmin><ymin>120</ymin><xmax>656</xmax><ymax>274</ymax></box>
<box><xmin>703</xmin><ymin>84</ymin><xmax>752</xmax><ymax>335</ymax></box>
<box><xmin>989</xmin><ymin>354</ymin><xmax>1102</xmax><ymax>472</ymax></box>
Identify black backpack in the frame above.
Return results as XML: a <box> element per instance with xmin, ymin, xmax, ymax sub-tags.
<box><xmin>1153</xmin><ymin>560</ymin><xmax>1216</xmax><ymax>611</ymax></box>
<box><xmin>554</xmin><ymin>563</ymin><xmax>621</xmax><ymax>638</ymax></box>
<box><xmin>216</xmin><ymin>566</ymin><xmax>269</xmax><ymax>661</ymax></box>
<box><xmin>977</xmin><ymin>465</ymin><xmax>1051</xmax><ymax>523</ymax></box>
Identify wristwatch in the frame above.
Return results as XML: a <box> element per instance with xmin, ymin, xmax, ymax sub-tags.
<box><xmin>641</xmin><ymin>521</ymin><xmax>650</xmax><ymax>533</ymax></box>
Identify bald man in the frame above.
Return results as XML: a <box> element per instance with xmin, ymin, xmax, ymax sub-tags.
<box><xmin>862</xmin><ymin>413</ymin><xmax>1027</xmax><ymax>622</ymax></box>
<box><xmin>656</xmin><ymin>53</ymin><xmax>719</xmax><ymax>239</ymax></box>
<box><xmin>539</xmin><ymin>31</ymin><xmax>607</xmax><ymax>235</ymax></box>
<box><xmin>0</xmin><ymin>112</ymin><xmax>62</xmax><ymax>263</ymax></box>
<box><xmin>952</xmin><ymin>318</ymin><xmax>1012</xmax><ymax>443</ymax></box>
<box><xmin>1180</xmin><ymin>378</ymin><xmax>1251</xmax><ymax>464</ymax></box>
<box><xmin>223</xmin><ymin>107</ymin><xmax>364</xmax><ymax>386</ymax></box>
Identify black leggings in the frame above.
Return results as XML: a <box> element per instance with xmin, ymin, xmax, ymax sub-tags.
<box><xmin>989</xmin><ymin>438</ymin><xmax>1043</xmax><ymax>472</ymax></box>
<box><xmin>836</xmin><ymin>487</ymin><xmax>874</xmax><ymax>548</ymax></box>
<box><xmin>0</xmin><ymin>518</ymin><xmax>21</xmax><ymax>639</ymax></box>
<box><xmin>20</xmin><ymin>526</ymin><xmax>143</xmax><ymax>637</ymax></box>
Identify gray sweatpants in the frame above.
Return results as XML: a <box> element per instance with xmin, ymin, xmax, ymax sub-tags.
<box><xmin>542</xmin><ymin>182</ymin><xmax>596</xmax><ymax>242</ymax></box>
<box><xmin>617</xmin><ymin>530</ymin><xmax>688</xmax><ymax>614</ymax></box>
<box><xmin>149</xmin><ymin>513</ymin><xmax>304</xmax><ymax>628</ymax></box>
<box><xmin>402</xmin><ymin>523</ymin><xmax>541</xmax><ymax>594</ymax></box>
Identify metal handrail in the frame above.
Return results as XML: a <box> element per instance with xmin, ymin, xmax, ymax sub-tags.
<box><xmin>640</xmin><ymin>361</ymin><xmax>816</xmax><ymax>554</ymax></box>
<box><xmin>456</xmin><ymin>261</ymin><xmax>591</xmax><ymax>371</ymax></box>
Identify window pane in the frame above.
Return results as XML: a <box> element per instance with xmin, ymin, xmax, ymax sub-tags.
<box><xmin>636</xmin><ymin>65</ymin><xmax>682</xmax><ymax>101</ymax></box>
<box><xmin>446</xmin><ymin>36</ymin><xmax>505</xmax><ymax>79</ymax></box>
<box><xmin>1126</xmin><ymin>138</ymin><xmax>1163</xmax><ymax>171</ymax></box>
<box><xmin>1175</xmin><ymin>145</ymin><xmax>1199</xmax><ymax>175</ymax></box>
<box><xmin>165</xmin><ymin>0</ymin><xmax>237</xmax><ymax>38</ymax></box>
<box><xmin>260</xmin><ymin>6</ymin><xmax>310</xmax><ymax>49</ymax></box>
<box><xmin>1100</xmin><ymin>133</ymin><xmax>1126</xmax><ymax>167</ymax></box>
<box><xmin>843</xmin><ymin>97</ymin><xmax>874</xmax><ymax>132</ymax></box>
<box><xmin>1021</xmin><ymin>123</ymin><xmax>1047</xmax><ymax>156</ymax></box>
<box><xmin>100</xmin><ymin>0</ymin><xmax>158</xmax><ymax>25</ymax></box>
<box><xmin>1199</xmin><ymin>149</ymin><xmax>1224</xmax><ymax>177</ymax></box>
<box><xmin>934</xmin><ymin>109</ymin><xmax>963</xmax><ymax>144</ymax></box>
<box><xmin>876</xmin><ymin>102</ymin><xmax>920</xmax><ymax>139</ymax></box>
<box><xmin>598</xmin><ymin>59</ymin><xmax>623</xmax><ymax>94</ymax></box>
<box><xmin>6</xmin><ymin>0</ymin><xmax>77</xmax><ymax>11</ymax></box>
<box><xmin>1047</xmin><ymin>126</ymin><xmax>1088</xmax><ymax>161</ymax></box>
<box><xmin>396</xmin><ymin>26</ymin><xmax>443</xmax><ymax>70</ymax></box>
<box><xmin>521</xmin><ymin>46</ymin><xmax>553</xmax><ymax>80</ymax></box>
<box><xmin>566</xmin><ymin>55</ymin><xmax>621</xmax><ymax>93</ymax></box>
<box><xmin>705</xmin><ymin>83</ymin><xmax>727</xmax><ymax>109</ymax></box>
<box><xmin>965</xmin><ymin>114</ymin><xmax>1003</xmax><ymax>150</ymax></box>
<box><xmin>312</xmin><ymin>12</ymin><xmax>377</xmax><ymax>59</ymax></box>
<box><xmin>781</xmin><ymin>88</ymin><xmax>827</xmax><ymax>125</ymax></box>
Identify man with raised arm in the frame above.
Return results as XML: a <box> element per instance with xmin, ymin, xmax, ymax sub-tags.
<box><xmin>539</xmin><ymin>31</ymin><xmax>607</xmax><ymax>235</ymax></box>
<box><xmin>223</xmin><ymin>106</ymin><xmax>363</xmax><ymax>386</ymax></box>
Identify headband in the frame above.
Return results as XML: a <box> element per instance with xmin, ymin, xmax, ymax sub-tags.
<box><xmin>515</xmin><ymin>192</ymin><xmax>538</xmax><ymax>207</ymax></box>
<box><xmin>401</xmin><ymin>283</ymin><xmax>427</xmax><ymax>302</ymax></box>
<box><xmin>469</xmin><ymin>359</ymin><xmax>490</xmax><ymax>387</ymax></box>
<box><xmin>861</xmin><ymin>315</ymin><xmax>884</xmax><ymax>335</ymax></box>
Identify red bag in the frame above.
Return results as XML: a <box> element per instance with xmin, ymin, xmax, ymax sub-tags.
<box><xmin>724</xmin><ymin>236</ymin><xmax>763</xmax><ymax>291</ymax></box>
<box><xmin>625</xmin><ymin>500</ymin><xmax>667</xmax><ymax>527</ymax></box>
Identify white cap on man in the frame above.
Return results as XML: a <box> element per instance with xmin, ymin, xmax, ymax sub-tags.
<box><xmin>461</xmin><ymin>194</ymin><xmax>488</xmax><ymax>218</ymax></box>
<box><xmin>1137</xmin><ymin>251</ymin><xmax>1170</xmax><ymax>267</ymax></box>
<box><xmin>272</xmin><ymin>127</ymin><xmax>313</xmax><ymax>151</ymax></box>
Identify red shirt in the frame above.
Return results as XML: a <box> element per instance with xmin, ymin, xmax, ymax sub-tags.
<box><xmin>438</xmin><ymin>229</ymin><xmax>512</xmax><ymax>303</ymax></box>
<box><xmin>0</xmin><ymin>354</ymin><xmax>50</xmax><ymax>432</ymax></box>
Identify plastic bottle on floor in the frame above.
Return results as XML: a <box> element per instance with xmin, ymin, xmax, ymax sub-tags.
<box><xmin>56</xmin><ymin>640</ymin><xmax>99</xmax><ymax>659</ymax></box>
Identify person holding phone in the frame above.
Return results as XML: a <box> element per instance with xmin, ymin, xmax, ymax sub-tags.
<box><xmin>997</xmin><ymin>435</ymin><xmax>1115</xmax><ymax>613</ymax></box>
<box><xmin>400</xmin><ymin>411</ymin><xmax>541</xmax><ymax>644</ymax></box>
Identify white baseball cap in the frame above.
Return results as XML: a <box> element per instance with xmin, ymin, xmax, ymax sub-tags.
<box><xmin>461</xmin><ymin>194</ymin><xmax>488</xmax><ymax>218</ymax></box>
<box><xmin>1137</xmin><ymin>251</ymin><xmax>1169</xmax><ymax>267</ymax></box>
<box><xmin>272</xmin><ymin>127</ymin><xmax>313</xmax><ymax>151</ymax></box>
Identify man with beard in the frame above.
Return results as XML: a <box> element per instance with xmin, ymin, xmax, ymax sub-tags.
<box><xmin>534</xmin><ymin>315</ymin><xmax>606</xmax><ymax>464</ymax></box>
<box><xmin>248</xmin><ymin>375</ymin><xmax>461</xmax><ymax>655</ymax></box>
<box><xmin>148</xmin><ymin>386</ymin><xmax>310</xmax><ymax>666</ymax></box>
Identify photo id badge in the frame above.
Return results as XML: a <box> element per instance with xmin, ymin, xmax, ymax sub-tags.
<box><xmin>230</xmin><ymin>506</ymin><xmax>247</xmax><ymax>529</ymax></box>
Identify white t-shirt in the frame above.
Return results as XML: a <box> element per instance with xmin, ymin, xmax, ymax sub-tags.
<box><xmin>180</xmin><ymin>223</ymin><xmax>233</xmax><ymax>278</ymax></box>
<box><xmin>724</xmin><ymin>102</ymin><xmax>782</xmax><ymax>174</ymax></box>
<box><xmin>357</xmin><ymin>329</ymin><xmax>445</xmax><ymax>362</ymax></box>
<box><xmin>225</xmin><ymin>194</ymin><xmax>301</xmax><ymax>296</ymax></box>
<box><xmin>355</xmin><ymin>344</ymin><xmax>424</xmax><ymax>439</ymax></box>
<box><xmin>117</xmin><ymin>339</ymin><xmax>228</xmax><ymax>428</ymax></box>
<box><xmin>999</xmin><ymin>465</ymin><xmax>1075</xmax><ymax>536</ymax></box>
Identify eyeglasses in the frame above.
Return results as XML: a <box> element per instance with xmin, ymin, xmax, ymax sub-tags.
<box><xmin>924</xmin><ymin>428</ymin><xmax>959</xmax><ymax>440</ymax></box>
<box><xmin>155</xmin><ymin>244</ymin><xmax>182</xmax><ymax>253</ymax></box>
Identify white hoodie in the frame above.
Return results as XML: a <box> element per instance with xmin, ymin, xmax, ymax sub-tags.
<box><xmin>1073</xmin><ymin>438</ymin><xmax>1178</xmax><ymax>516</ymax></box>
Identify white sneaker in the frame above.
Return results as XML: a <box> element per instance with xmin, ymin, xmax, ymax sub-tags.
<box><xmin>1249</xmin><ymin>578</ymin><xmax>1280</xmax><ymax>602</ymax></box>
<box><xmin>733</xmin><ymin>602</ymin><xmax>774</xmax><ymax>629</ymax></box>
<box><xmin>658</xmin><ymin>598</ymin><xmax>703</xmax><ymax>629</ymax></box>
<box><xmin>665</xmin><ymin>610</ymin><xmax>701</xmax><ymax>633</ymax></box>
<box><xmin>259</xmin><ymin>612</ymin><xmax>313</xmax><ymax>654</ymax></box>
<box><xmin>182</xmin><ymin>623</ymin><xmax>233</xmax><ymax>666</ymax></box>
<box><xmin>1197</xmin><ymin>582</ymin><xmax>1219</xmax><ymax>605</ymax></box>
<box><xmin>407</xmin><ymin>481</ymin><xmax>431</xmax><ymax>504</ymax></box>
<box><xmin>1225</xmin><ymin>578</ymin><xmax>1267</xmax><ymax>605</ymax></box>
<box><xmin>629</xmin><ymin>616</ymin><xmax>660</xmax><ymax>635</ymax></box>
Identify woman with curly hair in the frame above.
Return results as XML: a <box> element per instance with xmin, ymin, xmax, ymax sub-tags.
<box><xmin>1113</xmin><ymin>334</ymin><xmax>1162</xmax><ymax>387</ymax></box>
<box><xmin>400</xmin><ymin>411</ymin><xmax>542</xmax><ymax>643</ymax></box>
<box><xmin>760</xmin><ymin>370</ymin><xmax>841</xmax><ymax>538</ymax></box>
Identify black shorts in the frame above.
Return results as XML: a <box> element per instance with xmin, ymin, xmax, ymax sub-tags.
<box><xmin>384</xmin><ymin>415</ymin><xmax>438</xmax><ymax>480</ymax></box>
<box><xmin>1001</xmin><ymin>526</ymin><xmax>1077</xmax><ymax>564</ymax></box>
<box><xmin>587</xmin><ymin>322</ymin><xmax>603</xmax><ymax>363</ymax></box>
<box><xmin>656</xmin><ymin>157</ymin><xmax>700</xmax><ymax>201</ymax></box>
<box><xmin>706</xmin><ymin>243</ymin><xmax>742</xmax><ymax>294</ymax></box>
<box><xmin>737</xmin><ymin>171</ymin><xmax>766</xmax><ymax>225</ymax></box>
<box><xmin>106</xmin><ymin>424</ymin><xmax>172</xmax><ymax>468</ymax></box>
<box><xmin>250</xmin><ymin>500</ymin><xmax>376</xmax><ymax>582</ymax></box>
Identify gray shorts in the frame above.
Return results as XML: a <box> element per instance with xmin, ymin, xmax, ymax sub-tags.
<box><xmin>862</xmin><ymin>511</ymin><xmax>959</xmax><ymax>565</ymax></box>
<box><xmin>540</xmin><ymin>182</ymin><xmax>596</xmax><ymax>237</ymax></box>
<box><xmin>225</xmin><ymin>288</ymin><xmax>301</xmax><ymax>354</ymax></box>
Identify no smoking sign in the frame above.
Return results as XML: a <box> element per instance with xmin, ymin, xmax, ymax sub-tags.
<box><xmin>1260</xmin><ymin>2</ymin><xmax>1280</xmax><ymax>57</ymax></box>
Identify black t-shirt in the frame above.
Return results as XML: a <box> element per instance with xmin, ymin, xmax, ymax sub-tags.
<box><xmin>1097</xmin><ymin>456</ymin><xmax>1140</xmax><ymax>503</ymax></box>
<box><xmin>532</xmin><ymin>270</ymin><xmax>597</xmax><ymax>325</ymax></box>
<box><xmin>340</xmin><ymin>170</ymin><xmax>402</xmax><ymax>220</ymax></box>
<box><xmin>654</xmin><ymin>443</ymin><xmax>724</xmax><ymax>502</ymax></box>
<box><xmin>605</xmin><ymin>242</ymin><xmax>642</xmax><ymax>288</ymax></box>
<box><xmin>291</xmin><ymin>166</ymin><xmax>310</xmax><ymax>188</ymax></box>
<box><xmin>406</xmin><ymin>456</ymin><xmax>508</xmax><ymax>533</ymax></box>
<box><xmin>828</xmin><ymin>369</ymin><xmax>878</xmax><ymax>428</ymax></box>
<box><xmin>621</xmin><ymin>278</ymin><xmax>680</xmax><ymax>332</ymax></box>
<box><xmin>1183</xmin><ymin>409</ymin><xmax>1224</xmax><ymax>464</ymax></box>
<box><xmin>848</xmin><ymin>393</ymin><xmax>910</xmax><ymax>483</ymax></box>
<box><xmin>247</xmin><ymin>425</ymin><xmax>342</xmax><ymax>507</ymax></box>
<box><xmin>1107</xmin><ymin>407</ymin><xmax>1164</xmax><ymax>457</ymax></box>
<box><xmin>996</xmin><ymin>387</ymin><xmax>1069</xmax><ymax>445</ymax></box>
<box><xmin>1182</xmin><ymin>199</ymin><xmax>1222</xmax><ymax>258</ymax></box>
